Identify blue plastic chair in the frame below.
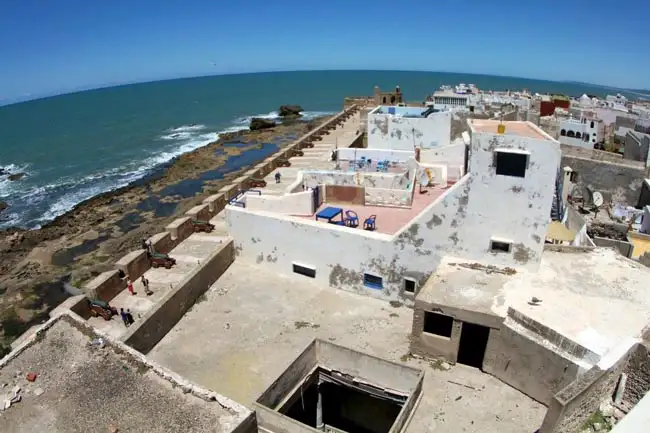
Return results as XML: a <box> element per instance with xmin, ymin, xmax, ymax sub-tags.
<box><xmin>345</xmin><ymin>210</ymin><xmax>359</xmax><ymax>228</ymax></box>
<box><xmin>363</xmin><ymin>215</ymin><xmax>377</xmax><ymax>231</ymax></box>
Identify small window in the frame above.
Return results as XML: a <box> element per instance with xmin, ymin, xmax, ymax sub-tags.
<box><xmin>495</xmin><ymin>151</ymin><xmax>528</xmax><ymax>178</ymax></box>
<box><xmin>490</xmin><ymin>240</ymin><xmax>512</xmax><ymax>253</ymax></box>
<box><xmin>293</xmin><ymin>263</ymin><xmax>316</xmax><ymax>278</ymax></box>
<box><xmin>423</xmin><ymin>311</ymin><xmax>453</xmax><ymax>338</ymax></box>
<box><xmin>404</xmin><ymin>278</ymin><xmax>416</xmax><ymax>293</ymax></box>
<box><xmin>591</xmin><ymin>121</ymin><xmax>595</xmax><ymax>128</ymax></box>
<box><xmin>363</xmin><ymin>273</ymin><xmax>383</xmax><ymax>290</ymax></box>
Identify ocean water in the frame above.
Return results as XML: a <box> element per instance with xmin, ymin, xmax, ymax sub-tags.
<box><xmin>0</xmin><ymin>70</ymin><xmax>632</xmax><ymax>229</ymax></box>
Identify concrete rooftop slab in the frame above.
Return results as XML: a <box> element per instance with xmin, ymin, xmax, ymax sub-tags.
<box><xmin>419</xmin><ymin>248</ymin><xmax>650</xmax><ymax>359</ymax></box>
<box><xmin>149</xmin><ymin>262</ymin><xmax>546</xmax><ymax>433</ymax></box>
<box><xmin>470</xmin><ymin>119</ymin><xmax>549</xmax><ymax>140</ymax></box>
<box><xmin>0</xmin><ymin>316</ymin><xmax>246</xmax><ymax>433</ymax></box>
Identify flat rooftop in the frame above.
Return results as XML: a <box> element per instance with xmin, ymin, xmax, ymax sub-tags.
<box><xmin>418</xmin><ymin>248</ymin><xmax>650</xmax><ymax>360</ymax></box>
<box><xmin>149</xmin><ymin>261</ymin><xmax>546</xmax><ymax>433</ymax></box>
<box><xmin>470</xmin><ymin>119</ymin><xmax>549</xmax><ymax>140</ymax></box>
<box><xmin>433</xmin><ymin>90</ymin><xmax>471</xmax><ymax>98</ymax></box>
<box><xmin>302</xmin><ymin>182</ymin><xmax>449</xmax><ymax>235</ymax></box>
<box><xmin>0</xmin><ymin>315</ymin><xmax>248</xmax><ymax>433</ymax></box>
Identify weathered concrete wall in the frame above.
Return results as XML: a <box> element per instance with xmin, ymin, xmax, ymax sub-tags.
<box><xmin>337</xmin><ymin>148</ymin><xmax>415</xmax><ymax>162</ymax></box>
<box><xmin>410</xmin><ymin>307</ymin><xmax>462</xmax><ymax>362</ymax></box>
<box><xmin>121</xmin><ymin>239</ymin><xmax>235</xmax><ymax>354</ymax></box>
<box><xmin>592</xmin><ymin>236</ymin><xmax>633</xmax><ymax>257</ymax></box>
<box><xmin>114</xmin><ymin>249</ymin><xmax>149</xmax><ymax>281</ymax></box>
<box><xmin>325</xmin><ymin>185</ymin><xmax>365</xmax><ymax>205</ymax></box>
<box><xmin>540</xmin><ymin>341</ymin><xmax>636</xmax><ymax>433</ymax></box>
<box><xmin>228</xmin><ymin>123</ymin><xmax>560</xmax><ymax>302</ymax></box>
<box><xmin>421</xmin><ymin>143</ymin><xmax>466</xmax><ymax>181</ymax></box>
<box><xmin>185</xmin><ymin>204</ymin><xmax>212</xmax><ymax>221</ymax></box>
<box><xmin>368</xmin><ymin>109</ymin><xmax>451</xmax><ymax>151</ymax></box>
<box><xmin>483</xmin><ymin>322</ymin><xmax>581</xmax><ymax>405</ymax></box>
<box><xmin>256</xmin><ymin>341</ymin><xmax>318</xmax><ymax>409</ymax></box>
<box><xmin>621</xmin><ymin>343</ymin><xmax>650</xmax><ymax>409</ymax></box>
<box><xmin>165</xmin><ymin>217</ymin><xmax>193</xmax><ymax>242</ymax></box>
<box><xmin>365</xmin><ymin>186</ymin><xmax>413</xmax><ymax>207</ymax></box>
<box><xmin>561</xmin><ymin>145</ymin><xmax>646</xmax><ymax>205</ymax></box>
<box><xmin>301</xmin><ymin>169</ymin><xmax>411</xmax><ymax>190</ymax></box>
<box><xmin>318</xmin><ymin>340</ymin><xmax>422</xmax><ymax>393</ymax></box>
<box><xmin>148</xmin><ymin>231</ymin><xmax>178</xmax><ymax>255</ymax></box>
<box><xmin>245</xmin><ymin>191</ymin><xmax>314</xmax><ymax>215</ymax></box>
<box><xmin>84</xmin><ymin>269</ymin><xmax>126</xmax><ymax>302</ymax></box>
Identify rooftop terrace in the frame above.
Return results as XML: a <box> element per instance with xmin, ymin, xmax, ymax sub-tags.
<box><xmin>304</xmin><ymin>182</ymin><xmax>450</xmax><ymax>235</ymax></box>
<box><xmin>149</xmin><ymin>261</ymin><xmax>546</xmax><ymax>433</ymax></box>
<box><xmin>0</xmin><ymin>315</ymin><xmax>250</xmax><ymax>433</ymax></box>
<box><xmin>417</xmin><ymin>248</ymin><xmax>650</xmax><ymax>362</ymax></box>
<box><xmin>470</xmin><ymin>119</ymin><xmax>549</xmax><ymax>140</ymax></box>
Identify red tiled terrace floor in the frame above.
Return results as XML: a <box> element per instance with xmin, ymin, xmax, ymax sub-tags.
<box><xmin>300</xmin><ymin>182</ymin><xmax>454</xmax><ymax>235</ymax></box>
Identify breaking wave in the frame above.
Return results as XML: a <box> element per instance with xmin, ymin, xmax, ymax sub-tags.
<box><xmin>0</xmin><ymin>110</ymin><xmax>335</xmax><ymax>229</ymax></box>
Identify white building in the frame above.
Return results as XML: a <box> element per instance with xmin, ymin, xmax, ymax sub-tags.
<box><xmin>226</xmin><ymin>120</ymin><xmax>560</xmax><ymax>303</ymax></box>
<box><xmin>559</xmin><ymin>117</ymin><xmax>604</xmax><ymax>148</ymax></box>
<box><xmin>367</xmin><ymin>105</ymin><xmax>452</xmax><ymax>150</ymax></box>
<box><xmin>428</xmin><ymin>89</ymin><xmax>478</xmax><ymax>110</ymax></box>
<box><xmin>606</xmin><ymin>93</ymin><xmax>628</xmax><ymax>106</ymax></box>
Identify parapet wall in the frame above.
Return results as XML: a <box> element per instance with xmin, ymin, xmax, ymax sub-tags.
<box><xmin>539</xmin><ymin>341</ymin><xmax>637</xmax><ymax>433</ymax></box>
<box><xmin>120</xmin><ymin>239</ymin><xmax>235</xmax><ymax>354</ymax></box>
<box><xmin>620</xmin><ymin>343</ymin><xmax>650</xmax><ymax>410</ymax></box>
<box><xmin>75</xmin><ymin>105</ymin><xmax>359</xmax><ymax>305</ymax></box>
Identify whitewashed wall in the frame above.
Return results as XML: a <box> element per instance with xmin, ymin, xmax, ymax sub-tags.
<box><xmin>367</xmin><ymin>111</ymin><xmax>451</xmax><ymax>151</ymax></box>
<box><xmin>337</xmin><ymin>148</ymin><xmax>415</xmax><ymax>163</ymax></box>
<box><xmin>300</xmin><ymin>170</ymin><xmax>412</xmax><ymax>190</ymax></box>
<box><xmin>421</xmin><ymin>142</ymin><xmax>466</xmax><ymax>180</ymax></box>
<box><xmin>227</xmin><ymin>124</ymin><xmax>560</xmax><ymax>303</ymax></box>
<box><xmin>245</xmin><ymin>191</ymin><xmax>313</xmax><ymax>215</ymax></box>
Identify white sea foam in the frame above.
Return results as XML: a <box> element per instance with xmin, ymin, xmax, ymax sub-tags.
<box><xmin>2</xmin><ymin>110</ymin><xmax>335</xmax><ymax>229</ymax></box>
<box><xmin>0</xmin><ymin>163</ymin><xmax>31</xmax><ymax>198</ymax></box>
<box><xmin>168</xmin><ymin>124</ymin><xmax>206</xmax><ymax>133</ymax></box>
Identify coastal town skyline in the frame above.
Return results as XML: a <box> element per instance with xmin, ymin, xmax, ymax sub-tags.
<box><xmin>1</xmin><ymin>0</ymin><xmax>649</xmax><ymax>102</ymax></box>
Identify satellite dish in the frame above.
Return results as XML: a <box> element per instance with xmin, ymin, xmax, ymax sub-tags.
<box><xmin>593</xmin><ymin>191</ymin><xmax>604</xmax><ymax>208</ymax></box>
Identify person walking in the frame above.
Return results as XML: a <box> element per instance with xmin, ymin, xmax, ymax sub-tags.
<box><xmin>120</xmin><ymin>308</ymin><xmax>129</xmax><ymax>327</ymax></box>
<box><xmin>127</xmin><ymin>279</ymin><xmax>135</xmax><ymax>295</ymax></box>
<box><xmin>275</xmin><ymin>171</ymin><xmax>281</xmax><ymax>183</ymax></box>
<box><xmin>126</xmin><ymin>309</ymin><xmax>135</xmax><ymax>325</ymax></box>
<box><xmin>141</xmin><ymin>275</ymin><xmax>152</xmax><ymax>296</ymax></box>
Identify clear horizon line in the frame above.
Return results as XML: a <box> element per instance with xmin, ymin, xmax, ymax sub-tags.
<box><xmin>1</xmin><ymin>68</ymin><xmax>647</xmax><ymax>108</ymax></box>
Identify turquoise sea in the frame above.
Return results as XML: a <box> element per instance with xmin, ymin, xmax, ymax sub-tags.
<box><xmin>0</xmin><ymin>70</ymin><xmax>637</xmax><ymax>229</ymax></box>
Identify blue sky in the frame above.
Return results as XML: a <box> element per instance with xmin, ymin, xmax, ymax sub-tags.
<box><xmin>1</xmin><ymin>0</ymin><xmax>649</xmax><ymax>102</ymax></box>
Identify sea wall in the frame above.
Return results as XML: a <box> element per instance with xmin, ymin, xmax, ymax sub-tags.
<box><xmin>70</xmin><ymin>105</ymin><xmax>359</xmax><ymax>307</ymax></box>
<box><xmin>121</xmin><ymin>239</ymin><xmax>235</xmax><ymax>354</ymax></box>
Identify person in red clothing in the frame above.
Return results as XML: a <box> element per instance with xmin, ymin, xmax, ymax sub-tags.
<box><xmin>127</xmin><ymin>279</ymin><xmax>135</xmax><ymax>295</ymax></box>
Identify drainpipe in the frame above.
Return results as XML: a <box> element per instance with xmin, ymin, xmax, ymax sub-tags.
<box><xmin>316</xmin><ymin>382</ymin><xmax>324</xmax><ymax>431</ymax></box>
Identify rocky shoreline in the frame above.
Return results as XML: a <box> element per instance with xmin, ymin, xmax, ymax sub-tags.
<box><xmin>0</xmin><ymin>114</ymin><xmax>329</xmax><ymax>351</ymax></box>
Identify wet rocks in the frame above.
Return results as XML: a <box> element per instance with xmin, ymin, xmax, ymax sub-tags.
<box><xmin>7</xmin><ymin>172</ymin><xmax>25</xmax><ymax>181</ymax></box>
<box><xmin>279</xmin><ymin>105</ymin><xmax>303</xmax><ymax>117</ymax></box>
<box><xmin>0</xmin><ymin>201</ymin><xmax>7</xmax><ymax>213</ymax></box>
<box><xmin>249</xmin><ymin>117</ymin><xmax>276</xmax><ymax>131</ymax></box>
